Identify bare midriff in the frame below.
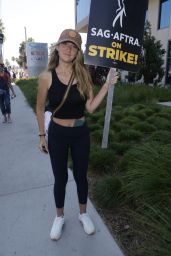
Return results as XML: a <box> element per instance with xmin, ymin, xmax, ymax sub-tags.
<box><xmin>52</xmin><ymin>116</ymin><xmax>85</xmax><ymax>127</ymax></box>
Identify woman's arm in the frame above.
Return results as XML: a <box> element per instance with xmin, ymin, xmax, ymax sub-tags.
<box><xmin>36</xmin><ymin>71</ymin><xmax>51</xmax><ymax>152</ymax></box>
<box><xmin>86</xmin><ymin>69</ymin><xmax>118</xmax><ymax>113</ymax></box>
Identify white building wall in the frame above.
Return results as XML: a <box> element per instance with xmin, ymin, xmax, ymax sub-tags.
<box><xmin>148</xmin><ymin>0</ymin><xmax>171</xmax><ymax>80</ymax></box>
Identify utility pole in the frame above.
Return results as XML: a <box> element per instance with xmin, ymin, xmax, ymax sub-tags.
<box><xmin>23</xmin><ymin>27</ymin><xmax>27</xmax><ymax>70</ymax></box>
<box><xmin>24</xmin><ymin>26</ymin><xmax>27</xmax><ymax>42</ymax></box>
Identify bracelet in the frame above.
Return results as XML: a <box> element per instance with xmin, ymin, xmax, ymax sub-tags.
<box><xmin>39</xmin><ymin>133</ymin><xmax>46</xmax><ymax>137</ymax></box>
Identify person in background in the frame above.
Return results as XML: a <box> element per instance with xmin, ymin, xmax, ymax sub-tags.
<box><xmin>36</xmin><ymin>29</ymin><xmax>118</xmax><ymax>241</ymax></box>
<box><xmin>12</xmin><ymin>71</ymin><xmax>17</xmax><ymax>83</ymax></box>
<box><xmin>4</xmin><ymin>67</ymin><xmax>16</xmax><ymax>96</ymax></box>
<box><xmin>0</xmin><ymin>64</ymin><xmax>16</xmax><ymax>123</ymax></box>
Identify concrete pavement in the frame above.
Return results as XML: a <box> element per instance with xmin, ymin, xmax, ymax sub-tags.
<box><xmin>0</xmin><ymin>85</ymin><xmax>125</xmax><ymax>256</ymax></box>
<box><xmin>158</xmin><ymin>101</ymin><xmax>171</xmax><ymax>107</ymax></box>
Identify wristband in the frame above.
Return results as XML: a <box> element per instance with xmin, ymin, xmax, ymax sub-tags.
<box><xmin>39</xmin><ymin>133</ymin><xmax>46</xmax><ymax>137</ymax></box>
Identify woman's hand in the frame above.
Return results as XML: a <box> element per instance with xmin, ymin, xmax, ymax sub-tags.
<box><xmin>106</xmin><ymin>68</ymin><xmax>119</xmax><ymax>86</ymax></box>
<box><xmin>11</xmin><ymin>93</ymin><xmax>16</xmax><ymax>99</ymax></box>
<box><xmin>39</xmin><ymin>136</ymin><xmax>49</xmax><ymax>154</ymax></box>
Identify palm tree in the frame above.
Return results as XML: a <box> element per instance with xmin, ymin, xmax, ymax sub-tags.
<box><xmin>16</xmin><ymin>37</ymin><xmax>34</xmax><ymax>68</ymax></box>
<box><xmin>11</xmin><ymin>56</ymin><xmax>16</xmax><ymax>67</ymax></box>
<box><xmin>0</xmin><ymin>18</ymin><xmax>5</xmax><ymax>34</ymax></box>
<box><xmin>0</xmin><ymin>19</ymin><xmax>5</xmax><ymax>62</ymax></box>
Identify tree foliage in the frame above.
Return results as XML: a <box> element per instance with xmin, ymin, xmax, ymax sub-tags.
<box><xmin>15</xmin><ymin>37</ymin><xmax>34</xmax><ymax>68</ymax></box>
<box><xmin>127</xmin><ymin>21</ymin><xmax>166</xmax><ymax>85</ymax></box>
<box><xmin>0</xmin><ymin>19</ymin><xmax>5</xmax><ymax>63</ymax></box>
<box><xmin>0</xmin><ymin>19</ymin><xmax>5</xmax><ymax>34</ymax></box>
<box><xmin>137</xmin><ymin>21</ymin><xmax>166</xmax><ymax>84</ymax></box>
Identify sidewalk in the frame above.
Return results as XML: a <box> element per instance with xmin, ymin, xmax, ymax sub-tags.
<box><xmin>0</xmin><ymin>85</ymin><xmax>124</xmax><ymax>256</ymax></box>
<box><xmin>158</xmin><ymin>101</ymin><xmax>171</xmax><ymax>107</ymax></box>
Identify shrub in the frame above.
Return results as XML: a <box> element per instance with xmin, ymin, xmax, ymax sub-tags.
<box><xmin>88</xmin><ymin>112</ymin><xmax>103</xmax><ymax>122</ymax></box>
<box><xmin>121</xmin><ymin>116</ymin><xmax>140</xmax><ymax>126</ymax></box>
<box><xmin>144</xmin><ymin>207</ymin><xmax>171</xmax><ymax>256</ymax></box>
<box><xmin>149</xmin><ymin>105</ymin><xmax>161</xmax><ymax>113</ymax></box>
<box><xmin>144</xmin><ymin>107</ymin><xmax>155</xmax><ymax>116</ymax></box>
<box><xmin>112</xmin><ymin>122</ymin><xmax>130</xmax><ymax>132</ymax></box>
<box><xmin>118</xmin><ymin>129</ymin><xmax>142</xmax><ymax>142</ymax></box>
<box><xmin>133</xmin><ymin>104</ymin><xmax>146</xmax><ymax>110</ymax></box>
<box><xmin>133</xmin><ymin>121</ymin><xmax>157</xmax><ymax>133</ymax></box>
<box><xmin>89</xmin><ymin>124</ymin><xmax>102</xmax><ymax>132</ymax></box>
<box><xmin>89</xmin><ymin>148</ymin><xmax>117</xmax><ymax>173</ymax></box>
<box><xmin>114</xmin><ymin>85</ymin><xmax>155</xmax><ymax>105</ymax></box>
<box><xmin>109</xmin><ymin>142</ymin><xmax>130</xmax><ymax>155</ymax></box>
<box><xmin>132</xmin><ymin>111</ymin><xmax>147</xmax><ymax>121</ymax></box>
<box><xmin>16</xmin><ymin>78</ymin><xmax>38</xmax><ymax>110</ymax></box>
<box><xmin>120</xmin><ymin>143</ymin><xmax>171</xmax><ymax>209</ymax></box>
<box><xmin>108</xmin><ymin>130</ymin><xmax>118</xmax><ymax>144</ymax></box>
<box><xmin>163</xmin><ymin>107</ymin><xmax>171</xmax><ymax>114</ymax></box>
<box><xmin>91</xmin><ymin>130</ymin><xmax>102</xmax><ymax>144</ymax></box>
<box><xmin>147</xmin><ymin>116</ymin><xmax>171</xmax><ymax>131</ymax></box>
<box><xmin>127</xmin><ymin>206</ymin><xmax>171</xmax><ymax>256</ymax></box>
<box><xmin>112</xmin><ymin>111</ymin><xmax>124</xmax><ymax>121</ymax></box>
<box><xmin>97</xmin><ymin>116</ymin><xmax>105</xmax><ymax>126</ymax></box>
<box><xmin>154</xmin><ymin>86</ymin><xmax>171</xmax><ymax>102</ymax></box>
<box><xmin>123</xmin><ymin>107</ymin><xmax>137</xmax><ymax>116</ymax></box>
<box><xmin>154</xmin><ymin>112</ymin><xmax>171</xmax><ymax>120</ymax></box>
<box><xmin>148</xmin><ymin>130</ymin><xmax>171</xmax><ymax>144</ymax></box>
<box><xmin>88</xmin><ymin>114</ymin><xmax>99</xmax><ymax>122</ymax></box>
<box><xmin>113</xmin><ymin>106</ymin><xmax>123</xmax><ymax>111</ymax></box>
<box><xmin>94</xmin><ymin>175</ymin><xmax>123</xmax><ymax>208</ymax></box>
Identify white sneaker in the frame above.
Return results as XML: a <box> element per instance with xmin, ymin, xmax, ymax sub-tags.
<box><xmin>79</xmin><ymin>213</ymin><xmax>95</xmax><ymax>235</ymax></box>
<box><xmin>50</xmin><ymin>216</ymin><xmax>65</xmax><ymax>240</ymax></box>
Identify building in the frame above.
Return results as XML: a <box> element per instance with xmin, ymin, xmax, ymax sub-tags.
<box><xmin>75</xmin><ymin>0</ymin><xmax>171</xmax><ymax>84</ymax></box>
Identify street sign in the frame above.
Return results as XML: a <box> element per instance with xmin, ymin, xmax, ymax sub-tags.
<box><xmin>26</xmin><ymin>42</ymin><xmax>48</xmax><ymax>77</ymax></box>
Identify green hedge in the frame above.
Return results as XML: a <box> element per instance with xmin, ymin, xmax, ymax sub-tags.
<box><xmin>16</xmin><ymin>78</ymin><xmax>38</xmax><ymax>111</ymax></box>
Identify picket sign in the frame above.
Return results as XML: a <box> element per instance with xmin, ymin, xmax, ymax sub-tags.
<box><xmin>101</xmin><ymin>77</ymin><xmax>115</xmax><ymax>148</ymax></box>
<box><xmin>85</xmin><ymin>0</ymin><xmax>148</xmax><ymax>148</ymax></box>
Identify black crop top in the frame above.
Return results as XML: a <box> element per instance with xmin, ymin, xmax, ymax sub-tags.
<box><xmin>47</xmin><ymin>70</ymin><xmax>87</xmax><ymax>119</ymax></box>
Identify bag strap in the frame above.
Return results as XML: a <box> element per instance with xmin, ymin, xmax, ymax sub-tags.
<box><xmin>52</xmin><ymin>72</ymin><xmax>75</xmax><ymax>117</ymax></box>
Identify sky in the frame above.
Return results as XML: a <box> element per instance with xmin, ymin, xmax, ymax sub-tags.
<box><xmin>0</xmin><ymin>0</ymin><xmax>87</xmax><ymax>63</ymax></box>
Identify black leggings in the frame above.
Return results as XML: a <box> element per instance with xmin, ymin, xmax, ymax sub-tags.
<box><xmin>0</xmin><ymin>91</ymin><xmax>11</xmax><ymax>115</ymax></box>
<box><xmin>48</xmin><ymin>120</ymin><xmax>90</xmax><ymax>208</ymax></box>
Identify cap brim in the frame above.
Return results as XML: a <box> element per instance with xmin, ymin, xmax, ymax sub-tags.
<box><xmin>57</xmin><ymin>39</ymin><xmax>80</xmax><ymax>50</ymax></box>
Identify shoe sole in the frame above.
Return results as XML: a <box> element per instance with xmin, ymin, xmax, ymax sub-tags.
<box><xmin>50</xmin><ymin>236</ymin><xmax>61</xmax><ymax>241</ymax></box>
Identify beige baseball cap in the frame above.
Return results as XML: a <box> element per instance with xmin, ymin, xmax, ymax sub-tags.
<box><xmin>57</xmin><ymin>29</ymin><xmax>82</xmax><ymax>50</ymax></box>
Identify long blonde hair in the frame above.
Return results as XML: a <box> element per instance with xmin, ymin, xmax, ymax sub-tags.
<box><xmin>48</xmin><ymin>46</ymin><xmax>92</xmax><ymax>98</ymax></box>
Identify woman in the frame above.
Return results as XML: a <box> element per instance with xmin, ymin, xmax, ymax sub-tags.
<box><xmin>0</xmin><ymin>65</ymin><xmax>16</xmax><ymax>123</ymax></box>
<box><xmin>36</xmin><ymin>29</ymin><xmax>118</xmax><ymax>241</ymax></box>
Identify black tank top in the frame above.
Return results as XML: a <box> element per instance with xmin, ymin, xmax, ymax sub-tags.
<box><xmin>47</xmin><ymin>70</ymin><xmax>87</xmax><ymax>119</ymax></box>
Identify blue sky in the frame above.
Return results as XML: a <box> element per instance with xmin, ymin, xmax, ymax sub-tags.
<box><xmin>1</xmin><ymin>0</ymin><xmax>86</xmax><ymax>62</ymax></box>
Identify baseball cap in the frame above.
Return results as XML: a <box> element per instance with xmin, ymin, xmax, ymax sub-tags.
<box><xmin>57</xmin><ymin>29</ymin><xmax>82</xmax><ymax>50</ymax></box>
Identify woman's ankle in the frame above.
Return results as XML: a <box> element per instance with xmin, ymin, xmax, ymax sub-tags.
<box><xmin>57</xmin><ymin>208</ymin><xmax>64</xmax><ymax>217</ymax></box>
